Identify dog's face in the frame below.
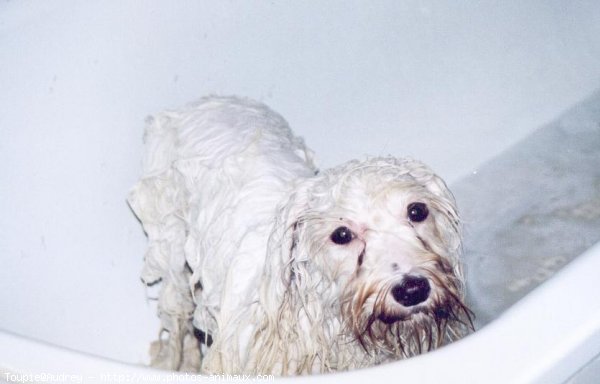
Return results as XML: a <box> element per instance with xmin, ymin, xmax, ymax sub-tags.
<box><xmin>289</xmin><ymin>158</ymin><xmax>472</xmax><ymax>356</ymax></box>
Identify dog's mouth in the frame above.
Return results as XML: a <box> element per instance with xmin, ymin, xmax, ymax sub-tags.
<box><xmin>377</xmin><ymin>313</ymin><xmax>405</xmax><ymax>324</ymax></box>
<box><xmin>343</xmin><ymin>284</ymin><xmax>474</xmax><ymax>357</ymax></box>
<box><xmin>376</xmin><ymin>303</ymin><xmax>453</xmax><ymax>325</ymax></box>
<box><xmin>377</xmin><ymin>308</ymin><xmax>424</xmax><ymax>325</ymax></box>
<box><xmin>341</xmin><ymin>265</ymin><xmax>475</xmax><ymax>357</ymax></box>
<box><xmin>349</xmin><ymin>300</ymin><xmax>473</xmax><ymax>358</ymax></box>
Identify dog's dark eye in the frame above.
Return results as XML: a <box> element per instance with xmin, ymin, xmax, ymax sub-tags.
<box><xmin>330</xmin><ymin>226</ymin><xmax>353</xmax><ymax>245</ymax></box>
<box><xmin>407</xmin><ymin>202</ymin><xmax>429</xmax><ymax>222</ymax></box>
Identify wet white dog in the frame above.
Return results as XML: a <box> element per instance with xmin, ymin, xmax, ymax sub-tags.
<box><xmin>128</xmin><ymin>96</ymin><xmax>472</xmax><ymax>375</ymax></box>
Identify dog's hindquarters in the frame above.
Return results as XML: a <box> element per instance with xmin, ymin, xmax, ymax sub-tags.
<box><xmin>128</xmin><ymin>111</ymin><xmax>197</xmax><ymax>370</ymax></box>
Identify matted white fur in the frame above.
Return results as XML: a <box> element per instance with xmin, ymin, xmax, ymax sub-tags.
<box><xmin>128</xmin><ymin>96</ymin><xmax>472</xmax><ymax>375</ymax></box>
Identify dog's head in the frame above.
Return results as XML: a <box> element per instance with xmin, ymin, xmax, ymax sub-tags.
<box><xmin>263</xmin><ymin>157</ymin><xmax>472</xmax><ymax>363</ymax></box>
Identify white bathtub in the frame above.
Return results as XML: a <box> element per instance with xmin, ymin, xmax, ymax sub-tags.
<box><xmin>2</xmin><ymin>1</ymin><xmax>600</xmax><ymax>383</ymax></box>
<box><xmin>1</xmin><ymin>241</ymin><xmax>599</xmax><ymax>383</ymax></box>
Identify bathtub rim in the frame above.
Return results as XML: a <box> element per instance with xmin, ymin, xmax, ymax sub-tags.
<box><xmin>1</xmin><ymin>240</ymin><xmax>600</xmax><ymax>384</ymax></box>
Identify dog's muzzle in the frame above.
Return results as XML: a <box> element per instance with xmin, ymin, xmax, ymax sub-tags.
<box><xmin>391</xmin><ymin>275</ymin><xmax>431</xmax><ymax>307</ymax></box>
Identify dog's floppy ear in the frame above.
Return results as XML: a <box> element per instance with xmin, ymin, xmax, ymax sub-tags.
<box><xmin>265</xmin><ymin>185</ymin><xmax>309</xmax><ymax>292</ymax></box>
<box><xmin>247</xmin><ymin>175</ymin><xmax>325</xmax><ymax>374</ymax></box>
<box><xmin>426</xmin><ymin>173</ymin><xmax>462</xmax><ymax>253</ymax></box>
<box><xmin>408</xmin><ymin>163</ymin><xmax>463</xmax><ymax>283</ymax></box>
<box><xmin>261</xmin><ymin>175</ymin><xmax>316</xmax><ymax>310</ymax></box>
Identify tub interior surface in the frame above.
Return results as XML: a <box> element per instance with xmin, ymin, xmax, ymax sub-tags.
<box><xmin>569</xmin><ymin>353</ymin><xmax>600</xmax><ymax>384</ymax></box>
<box><xmin>1</xmin><ymin>0</ymin><xmax>600</xmax><ymax>374</ymax></box>
<box><xmin>454</xmin><ymin>89</ymin><xmax>600</xmax><ymax>327</ymax></box>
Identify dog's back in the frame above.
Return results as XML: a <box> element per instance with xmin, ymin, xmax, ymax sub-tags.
<box><xmin>128</xmin><ymin>96</ymin><xmax>316</xmax><ymax>370</ymax></box>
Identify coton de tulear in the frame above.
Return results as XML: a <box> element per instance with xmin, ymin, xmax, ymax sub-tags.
<box><xmin>128</xmin><ymin>96</ymin><xmax>473</xmax><ymax>375</ymax></box>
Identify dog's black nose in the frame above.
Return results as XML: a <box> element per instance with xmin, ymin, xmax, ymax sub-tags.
<box><xmin>392</xmin><ymin>275</ymin><xmax>431</xmax><ymax>307</ymax></box>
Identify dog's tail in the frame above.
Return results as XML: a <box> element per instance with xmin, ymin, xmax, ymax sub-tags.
<box><xmin>128</xmin><ymin>112</ymin><xmax>197</xmax><ymax>371</ymax></box>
